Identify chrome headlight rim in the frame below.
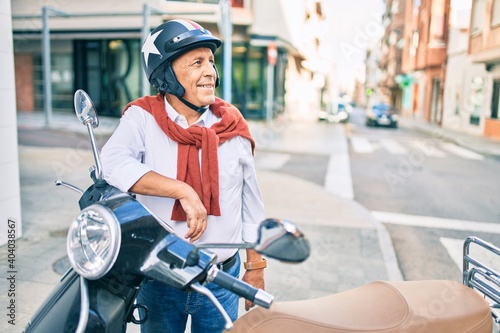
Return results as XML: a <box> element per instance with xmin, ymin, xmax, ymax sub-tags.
<box><xmin>67</xmin><ymin>203</ymin><xmax>121</xmax><ymax>280</ymax></box>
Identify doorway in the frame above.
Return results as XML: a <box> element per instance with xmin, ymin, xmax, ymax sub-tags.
<box><xmin>74</xmin><ymin>39</ymin><xmax>140</xmax><ymax>117</ymax></box>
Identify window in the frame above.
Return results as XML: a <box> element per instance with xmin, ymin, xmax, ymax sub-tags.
<box><xmin>74</xmin><ymin>39</ymin><xmax>141</xmax><ymax>117</ymax></box>
<box><xmin>491</xmin><ymin>79</ymin><xmax>500</xmax><ymax>119</ymax></box>
<box><xmin>471</xmin><ymin>0</ymin><xmax>486</xmax><ymax>34</ymax></box>
<box><xmin>430</xmin><ymin>78</ymin><xmax>441</xmax><ymax>124</ymax></box>
<box><xmin>413</xmin><ymin>0</ymin><xmax>421</xmax><ymax>16</ymax></box>
<box><xmin>172</xmin><ymin>0</ymin><xmax>219</xmax><ymax>3</ymax></box>
<box><xmin>232</xmin><ymin>0</ymin><xmax>244</xmax><ymax>8</ymax></box>
<box><xmin>469</xmin><ymin>76</ymin><xmax>484</xmax><ymax>125</ymax></box>
<box><xmin>33</xmin><ymin>43</ymin><xmax>74</xmax><ymax>112</ymax></box>
<box><xmin>492</xmin><ymin>0</ymin><xmax>500</xmax><ymax>26</ymax></box>
<box><xmin>410</xmin><ymin>30</ymin><xmax>419</xmax><ymax>56</ymax></box>
<box><xmin>391</xmin><ymin>0</ymin><xmax>399</xmax><ymax>14</ymax></box>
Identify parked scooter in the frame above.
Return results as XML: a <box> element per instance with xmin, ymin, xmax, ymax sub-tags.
<box><xmin>230</xmin><ymin>238</ymin><xmax>500</xmax><ymax>333</ymax></box>
<box><xmin>24</xmin><ymin>89</ymin><xmax>500</xmax><ymax>333</ymax></box>
<box><xmin>22</xmin><ymin>90</ymin><xmax>311</xmax><ymax>333</ymax></box>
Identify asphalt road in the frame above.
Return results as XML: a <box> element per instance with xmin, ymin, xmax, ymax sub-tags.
<box><xmin>347</xmin><ymin>107</ymin><xmax>500</xmax><ymax>280</ymax></box>
<box><xmin>17</xmin><ymin>112</ymin><xmax>500</xmax><ymax>283</ymax></box>
<box><xmin>347</xmin><ymin>108</ymin><xmax>500</xmax><ymax>223</ymax></box>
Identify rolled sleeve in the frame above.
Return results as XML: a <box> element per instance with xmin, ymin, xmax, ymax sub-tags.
<box><xmin>239</xmin><ymin>137</ymin><xmax>265</xmax><ymax>243</ymax></box>
<box><xmin>100</xmin><ymin>107</ymin><xmax>152</xmax><ymax>192</ymax></box>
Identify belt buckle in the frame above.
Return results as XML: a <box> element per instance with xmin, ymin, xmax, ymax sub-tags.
<box><xmin>218</xmin><ymin>253</ymin><xmax>236</xmax><ymax>272</ymax></box>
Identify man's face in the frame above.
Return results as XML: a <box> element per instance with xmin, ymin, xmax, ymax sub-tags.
<box><xmin>171</xmin><ymin>47</ymin><xmax>217</xmax><ymax>107</ymax></box>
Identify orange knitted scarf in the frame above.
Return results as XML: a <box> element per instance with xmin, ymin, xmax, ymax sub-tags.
<box><xmin>123</xmin><ymin>94</ymin><xmax>255</xmax><ymax>221</ymax></box>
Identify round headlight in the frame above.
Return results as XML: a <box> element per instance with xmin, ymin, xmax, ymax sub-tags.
<box><xmin>67</xmin><ymin>204</ymin><xmax>121</xmax><ymax>279</ymax></box>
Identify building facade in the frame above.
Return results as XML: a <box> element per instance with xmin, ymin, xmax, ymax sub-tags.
<box><xmin>442</xmin><ymin>0</ymin><xmax>487</xmax><ymax>135</ymax></box>
<box><xmin>11</xmin><ymin>0</ymin><xmax>327</xmax><ymax>120</ymax></box>
<box><xmin>399</xmin><ymin>0</ymin><xmax>450</xmax><ymax>124</ymax></box>
<box><xmin>468</xmin><ymin>0</ymin><xmax>500</xmax><ymax>139</ymax></box>
<box><xmin>378</xmin><ymin>0</ymin><xmax>500</xmax><ymax>140</ymax></box>
<box><xmin>379</xmin><ymin>0</ymin><xmax>406</xmax><ymax>112</ymax></box>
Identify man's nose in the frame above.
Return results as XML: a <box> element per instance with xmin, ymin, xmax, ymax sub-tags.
<box><xmin>203</xmin><ymin>63</ymin><xmax>216</xmax><ymax>77</ymax></box>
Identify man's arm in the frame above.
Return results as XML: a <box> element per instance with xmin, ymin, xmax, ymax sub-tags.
<box><xmin>100</xmin><ymin>108</ymin><xmax>207</xmax><ymax>242</ymax></box>
<box><xmin>130</xmin><ymin>171</ymin><xmax>207</xmax><ymax>242</ymax></box>
<box><xmin>242</xmin><ymin>249</ymin><xmax>266</xmax><ymax>311</ymax></box>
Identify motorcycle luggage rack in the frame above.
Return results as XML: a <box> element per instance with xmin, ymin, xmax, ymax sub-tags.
<box><xmin>463</xmin><ymin>236</ymin><xmax>500</xmax><ymax>323</ymax></box>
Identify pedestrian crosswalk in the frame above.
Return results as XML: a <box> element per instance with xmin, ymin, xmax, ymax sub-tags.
<box><xmin>349</xmin><ymin>136</ymin><xmax>485</xmax><ymax>160</ymax></box>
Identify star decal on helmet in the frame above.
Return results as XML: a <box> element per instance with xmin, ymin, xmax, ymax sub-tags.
<box><xmin>142</xmin><ymin>29</ymin><xmax>163</xmax><ymax>68</ymax></box>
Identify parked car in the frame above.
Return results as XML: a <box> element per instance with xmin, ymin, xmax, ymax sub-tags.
<box><xmin>318</xmin><ymin>101</ymin><xmax>351</xmax><ymax>123</ymax></box>
<box><xmin>365</xmin><ymin>103</ymin><xmax>398</xmax><ymax>128</ymax></box>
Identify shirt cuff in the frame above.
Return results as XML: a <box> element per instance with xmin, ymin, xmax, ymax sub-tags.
<box><xmin>242</xmin><ymin>222</ymin><xmax>259</xmax><ymax>243</ymax></box>
<box><xmin>108</xmin><ymin>163</ymin><xmax>152</xmax><ymax>193</ymax></box>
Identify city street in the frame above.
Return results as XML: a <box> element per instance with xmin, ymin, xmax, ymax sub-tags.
<box><xmin>11</xmin><ymin>112</ymin><xmax>394</xmax><ymax>332</ymax></box>
<box><xmin>345</xmin><ymin>107</ymin><xmax>500</xmax><ymax>281</ymax></box>
<box><xmin>5</xmin><ymin>1</ymin><xmax>500</xmax><ymax>331</ymax></box>
<box><xmin>17</xmin><ymin>108</ymin><xmax>500</xmax><ymax>284</ymax></box>
<box><xmin>10</xmin><ymin>107</ymin><xmax>500</xmax><ymax>332</ymax></box>
<box><xmin>348</xmin><ymin>108</ymin><xmax>500</xmax><ymax>223</ymax></box>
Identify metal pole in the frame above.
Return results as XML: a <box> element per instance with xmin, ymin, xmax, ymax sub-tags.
<box><xmin>220</xmin><ymin>0</ymin><xmax>232</xmax><ymax>103</ymax></box>
<box><xmin>141</xmin><ymin>3</ymin><xmax>150</xmax><ymax>97</ymax></box>
<box><xmin>266</xmin><ymin>64</ymin><xmax>274</xmax><ymax>125</ymax></box>
<box><xmin>42</xmin><ymin>6</ymin><xmax>52</xmax><ymax>126</ymax></box>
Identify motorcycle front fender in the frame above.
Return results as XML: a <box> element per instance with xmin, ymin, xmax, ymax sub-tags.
<box><xmin>24</xmin><ymin>269</ymin><xmax>81</xmax><ymax>332</ymax></box>
<box><xmin>24</xmin><ymin>269</ymin><xmax>131</xmax><ymax>333</ymax></box>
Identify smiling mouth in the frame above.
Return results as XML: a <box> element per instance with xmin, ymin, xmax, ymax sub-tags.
<box><xmin>199</xmin><ymin>84</ymin><xmax>214</xmax><ymax>88</ymax></box>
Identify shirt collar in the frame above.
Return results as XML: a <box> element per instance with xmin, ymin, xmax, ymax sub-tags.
<box><xmin>164</xmin><ymin>95</ymin><xmax>210</xmax><ymax>128</ymax></box>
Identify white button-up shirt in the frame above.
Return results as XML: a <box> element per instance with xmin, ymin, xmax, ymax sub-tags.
<box><xmin>100</xmin><ymin>97</ymin><xmax>265</xmax><ymax>262</ymax></box>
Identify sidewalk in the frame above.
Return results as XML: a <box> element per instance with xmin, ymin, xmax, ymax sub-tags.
<box><xmin>4</xmin><ymin>109</ymin><xmax>498</xmax><ymax>332</ymax></box>
<box><xmin>399</xmin><ymin>117</ymin><xmax>500</xmax><ymax>159</ymax></box>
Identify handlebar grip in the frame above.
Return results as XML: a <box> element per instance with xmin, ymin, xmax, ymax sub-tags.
<box><xmin>212</xmin><ymin>269</ymin><xmax>274</xmax><ymax>309</ymax></box>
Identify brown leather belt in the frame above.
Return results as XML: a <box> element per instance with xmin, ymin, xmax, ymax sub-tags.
<box><xmin>217</xmin><ymin>252</ymin><xmax>238</xmax><ymax>272</ymax></box>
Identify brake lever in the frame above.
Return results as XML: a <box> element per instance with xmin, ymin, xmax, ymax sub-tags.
<box><xmin>55</xmin><ymin>180</ymin><xmax>84</xmax><ymax>194</ymax></box>
<box><xmin>190</xmin><ymin>282</ymin><xmax>233</xmax><ymax>331</ymax></box>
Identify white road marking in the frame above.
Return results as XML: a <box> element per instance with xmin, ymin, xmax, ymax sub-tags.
<box><xmin>439</xmin><ymin>237</ymin><xmax>463</xmax><ymax>271</ymax></box>
<box><xmin>439</xmin><ymin>143</ymin><xmax>484</xmax><ymax>160</ymax></box>
<box><xmin>255</xmin><ymin>152</ymin><xmax>290</xmax><ymax>170</ymax></box>
<box><xmin>379</xmin><ymin>138</ymin><xmax>408</xmax><ymax>155</ymax></box>
<box><xmin>325</xmin><ymin>126</ymin><xmax>354</xmax><ymax>199</ymax></box>
<box><xmin>351</xmin><ymin>137</ymin><xmax>485</xmax><ymax>161</ymax></box>
<box><xmin>350</xmin><ymin>136</ymin><xmax>374</xmax><ymax>153</ymax></box>
<box><xmin>440</xmin><ymin>237</ymin><xmax>500</xmax><ymax>273</ymax></box>
<box><xmin>409</xmin><ymin>140</ymin><xmax>447</xmax><ymax>158</ymax></box>
<box><xmin>372</xmin><ymin>211</ymin><xmax>500</xmax><ymax>234</ymax></box>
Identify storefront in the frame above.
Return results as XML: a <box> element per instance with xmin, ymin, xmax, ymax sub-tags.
<box><xmin>13</xmin><ymin>31</ymin><xmax>287</xmax><ymax>120</ymax></box>
<box><xmin>14</xmin><ymin>35</ymin><xmax>142</xmax><ymax>117</ymax></box>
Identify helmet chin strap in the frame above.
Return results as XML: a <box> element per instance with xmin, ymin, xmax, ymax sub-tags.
<box><xmin>157</xmin><ymin>66</ymin><xmax>210</xmax><ymax>113</ymax></box>
<box><xmin>176</xmin><ymin>95</ymin><xmax>209</xmax><ymax>114</ymax></box>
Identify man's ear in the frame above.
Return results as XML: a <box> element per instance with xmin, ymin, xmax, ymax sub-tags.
<box><xmin>163</xmin><ymin>65</ymin><xmax>186</xmax><ymax>97</ymax></box>
<box><xmin>213</xmin><ymin>64</ymin><xmax>220</xmax><ymax>88</ymax></box>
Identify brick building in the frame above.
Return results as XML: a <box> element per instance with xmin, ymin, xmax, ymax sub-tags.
<box><xmin>400</xmin><ymin>0</ymin><xmax>450</xmax><ymax>124</ymax></box>
<box><xmin>468</xmin><ymin>0</ymin><xmax>500</xmax><ymax>139</ymax></box>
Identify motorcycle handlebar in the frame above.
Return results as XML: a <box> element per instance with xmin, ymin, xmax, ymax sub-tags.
<box><xmin>209</xmin><ymin>267</ymin><xmax>274</xmax><ymax>309</ymax></box>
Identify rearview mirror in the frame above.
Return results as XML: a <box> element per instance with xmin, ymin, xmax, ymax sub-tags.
<box><xmin>74</xmin><ymin>89</ymin><xmax>99</xmax><ymax>128</ymax></box>
<box><xmin>254</xmin><ymin>219</ymin><xmax>310</xmax><ymax>262</ymax></box>
<box><xmin>73</xmin><ymin>89</ymin><xmax>103</xmax><ymax>180</ymax></box>
<box><xmin>186</xmin><ymin>219</ymin><xmax>310</xmax><ymax>266</ymax></box>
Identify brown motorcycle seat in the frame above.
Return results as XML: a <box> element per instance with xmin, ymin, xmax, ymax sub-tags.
<box><xmin>230</xmin><ymin>280</ymin><xmax>492</xmax><ymax>333</ymax></box>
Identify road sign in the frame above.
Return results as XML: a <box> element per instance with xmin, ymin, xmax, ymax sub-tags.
<box><xmin>267</xmin><ymin>41</ymin><xmax>277</xmax><ymax>66</ymax></box>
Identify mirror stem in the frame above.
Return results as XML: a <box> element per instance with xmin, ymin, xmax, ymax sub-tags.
<box><xmin>195</xmin><ymin>243</ymin><xmax>255</xmax><ymax>250</ymax></box>
<box><xmin>85</xmin><ymin>122</ymin><xmax>103</xmax><ymax>180</ymax></box>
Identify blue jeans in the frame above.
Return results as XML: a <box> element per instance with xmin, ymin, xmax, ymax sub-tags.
<box><xmin>137</xmin><ymin>254</ymin><xmax>240</xmax><ymax>333</ymax></box>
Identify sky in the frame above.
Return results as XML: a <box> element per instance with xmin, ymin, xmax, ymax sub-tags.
<box><xmin>323</xmin><ymin>0</ymin><xmax>385</xmax><ymax>94</ymax></box>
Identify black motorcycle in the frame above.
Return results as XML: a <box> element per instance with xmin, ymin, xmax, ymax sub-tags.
<box><xmin>23</xmin><ymin>90</ymin><xmax>310</xmax><ymax>333</ymax></box>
